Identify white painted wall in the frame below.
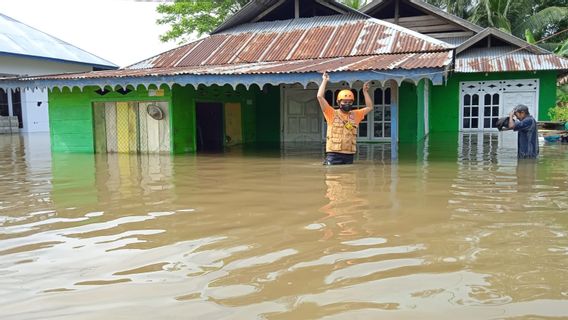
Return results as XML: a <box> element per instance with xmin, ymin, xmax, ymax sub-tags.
<box><xmin>0</xmin><ymin>55</ymin><xmax>95</xmax><ymax>76</ymax></box>
<box><xmin>1</xmin><ymin>55</ymin><xmax>97</xmax><ymax>132</ymax></box>
<box><xmin>21</xmin><ymin>89</ymin><xmax>49</xmax><ymax>132</ymax></box>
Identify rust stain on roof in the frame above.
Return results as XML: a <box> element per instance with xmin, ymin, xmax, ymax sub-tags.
<box><xmin>323</xmin><ymin>21</ymin><xmax>365</xmax><ymax>57</ymax></box>
<box><xmin>130</xmin><ymin>19</ymin><xmax>449</xmax><ymax>70</ymax></box>
<box><xmin>456</xmin><ymin>47</ymin><xmax>568</xmax><ymax>72</ymax></box>
<box><xmin>27</xmin><ymin>51</ymin><xmax>453</xmax><ymax>81</ymax></box>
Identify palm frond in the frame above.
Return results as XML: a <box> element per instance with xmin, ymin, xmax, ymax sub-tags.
<box><xmin>513</xmin><ymin>7</ymin><xmax>568</xmax><ymax>35</ymax></box>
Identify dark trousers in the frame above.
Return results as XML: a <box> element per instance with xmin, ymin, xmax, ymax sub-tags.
<box><xmin>323</xmin><ymin>152</ymin><xmax>354</xmax><ymax>165</ymax></box>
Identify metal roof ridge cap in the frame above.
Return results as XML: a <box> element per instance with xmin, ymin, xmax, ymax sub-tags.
<box><xmin>366</xmin><ymin>18</ymin><xmax>452</xmax><ymax>49</ymax></box>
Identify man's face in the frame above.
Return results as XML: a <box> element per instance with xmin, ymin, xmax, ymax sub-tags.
<box><xmin>515</xmin><ymin>111</ymin><xmax>526</xmax><ymax>120</ymax></box>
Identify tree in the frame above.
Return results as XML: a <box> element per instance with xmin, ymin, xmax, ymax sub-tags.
<box><xmin>341</xmin><ymin>0</ymin><xmax>370</xmax><ymax>9</ymax></box>
<box><xmin>158</xmin><ymin>0</ymin><xmax>373</xmax><ymax>43</ymax></box>
<box><xmin>156</xmin><ymin>0</ymin><xmax>249</xmax><ymax>44</ymax></box>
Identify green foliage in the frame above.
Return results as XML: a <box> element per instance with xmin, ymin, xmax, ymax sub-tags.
<box><xmin>555</xmin><ymin>39</ymin><xmax>568</xmax><ymax>56</ymax></box>
<box><xmin>341</xmin><ymin>0</ymin><xmax>370</xmax><ymax>9</ymax></box>
<box><xmin>525</xmin><ymin>29</ymin><xmax>536</xmax><ymax>44</ymax></box>
<box><xmin>548</xmin><ymin>105</ymin><xmax>568</xmax><ymax>122</ymax></box>
<box><xmin>156</xmin><ymin>0</ymin><xmax>249</xmax><ymax>43</ymax></box>
<box><xmin>549</xmin><ymin>85</ymin><xmax>568</xmax><ymax>121</ymax></box>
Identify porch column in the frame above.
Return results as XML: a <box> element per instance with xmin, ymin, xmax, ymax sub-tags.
<box><xmin>390</xmin><ymin>84</ymin><xmax>398</xmax><ymax>160</ymax></box>
<box><xmin>7</xmin><ymin>89</ymin><xmax>13</xmax><ymax>116</ymax></box>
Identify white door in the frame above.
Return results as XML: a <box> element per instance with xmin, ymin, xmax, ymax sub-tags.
<box><xmin>460</xmin><ymin>79</ymin><xmax>539</xmax><ymax>131</ymax></box>
<box><xmin>282</xmin><ymin>88</ymin><xmax>322</xmax><ymax>142</ymax></box>
<box><xmin>502</xmin><ymin>91</ymin><xmax>537</xmax><ymax>117</ymax></box>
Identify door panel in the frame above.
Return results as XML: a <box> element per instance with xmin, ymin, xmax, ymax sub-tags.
<box><xmin>283</xmin><ymin>88</ymin><xmax>321</xmax><ymax>142</ymax></box>
<box><xmin>224</xmin><ymin>103</ymin><xmax>242</xmax><ymax>146</ymax></box>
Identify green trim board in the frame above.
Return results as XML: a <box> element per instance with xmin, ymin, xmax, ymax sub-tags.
<box><xmin>430</xmin><ymin>71</ymin><xmax>558</xmax><ymax>132</ymax></box>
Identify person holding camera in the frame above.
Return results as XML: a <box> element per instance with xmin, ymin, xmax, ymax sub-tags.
<box><xmin>508</xmin><ymin>104</ymin><xmax>539</xmax><ymax>159</ymax></box>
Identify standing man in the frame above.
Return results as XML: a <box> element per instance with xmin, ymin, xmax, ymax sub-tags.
<box><xmin>508</xmin><ymin>104</ymin><xmax>539</xmax><ymax>159</ymax></box>
<box><xmin>317</xmin><ymin>72</ymin><xmax>373</xmax><ymax>165</ymax></box>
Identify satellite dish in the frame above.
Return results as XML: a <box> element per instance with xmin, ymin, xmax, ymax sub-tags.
<box><xmin>147</xmin><ymin>104</ymin><xmax>164</xmax><ymax>120</ymax></box>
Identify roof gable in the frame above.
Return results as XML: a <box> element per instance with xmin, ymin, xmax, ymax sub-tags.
<box><xmin>129</xmin><ymin>15</ymin><xmax>450</xmax><ymax>70</ymax></box>
<box><xmin>361</xmin><ymin>0</ymin><xmax>481</xmax><ymax>41</ymax></box>
<box><xmin>0</xmin><ymin>13</ymin><xmax>117</xmax><ymax>69</ymax></box>
<box><xmin>212</xmin><ymin>0</ymin><xmax>367</xmax><ymax>34</ymax></box>
<box><xmin>456</xmin><ymin>28</ymin><xmax>549</xmax><ymax>55</ymax></box>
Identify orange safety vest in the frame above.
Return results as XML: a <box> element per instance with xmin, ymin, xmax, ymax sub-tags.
<box><xmin>326</xmin><ymin>109</ymin><xmax>357</xmax><ymax>154</ymax></box>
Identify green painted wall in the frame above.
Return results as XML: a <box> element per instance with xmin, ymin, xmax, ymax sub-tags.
<box><xmin>430</xmin><ymin>71</ymin><xmax>558</xmax><ymax>132</ymax></box>
<box><xmin>168</xmin><ymin>83</ymin><xmax>263</xmax><ymax>153</ymax></box>
<box><xmin>255</xmin><ymin>84</ymin><xmax>280</xmax><ymax>144</ymax></box>
<box><xmin>171</xmin><ymin>84</ymin><xmax>196</xmax><ymax>153</ymax></box>
<box><xmin>416</xmin><ymin>79</ymin><xmax>428</xmax><ymax>142</ymax></box>
<box><xmin>49</xmin><ymin>85</ymin><xmax>172</xmax><ymax>153</ymax></box>
<box><xmin>398</xmin><ymin>82</ymin><xmax>418</xmax><ymax>143</ymax></box>
<box><xmin>49</xmin><ymin>88</ymin><xmax>96</xmax><ymax>152</ymax></box>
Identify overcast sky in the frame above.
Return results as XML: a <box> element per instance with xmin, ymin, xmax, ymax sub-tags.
<box><xmin>2</xmin><ymin>0</ymin><xmax>181</xmax><ymax>67</ymax></box>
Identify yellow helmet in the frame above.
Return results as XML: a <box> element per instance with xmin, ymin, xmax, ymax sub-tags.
<box><xmin>337</xmin><ymin>89</ymin><xmax>354</xmax><ymax>103</ymax></box>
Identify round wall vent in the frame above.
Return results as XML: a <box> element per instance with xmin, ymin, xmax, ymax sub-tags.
<box><xmin>147</xmin><ymin>104</ymin><xmax>164</xmax><ymax>120</ymax></box>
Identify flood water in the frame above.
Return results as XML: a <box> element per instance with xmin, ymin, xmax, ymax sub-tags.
<box><xmin>1</xmin><ymin>132</ymin><xmax>568</xmax><ymax>320</ymax></box>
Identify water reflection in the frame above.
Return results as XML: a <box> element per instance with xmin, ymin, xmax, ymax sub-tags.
<box><xmin>1</xmin><ymin>132</ymin><xmax>568</xmax><ymax>319</ymax></box>
<box><xmin>318</xmin><ymin>169</ymin><xmax>368</xmax><ymax>240</ymax></box>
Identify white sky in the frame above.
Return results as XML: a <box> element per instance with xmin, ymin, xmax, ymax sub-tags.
<box><xmin>1</xmin><ymin>0</ymin><xmax>182</xmax><ymax>67</ymax></box>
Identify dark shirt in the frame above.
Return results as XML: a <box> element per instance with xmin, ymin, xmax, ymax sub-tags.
<box><xmin>513</xmin><ymin>115</ymin><xmax>539</xmax><ymax>159</ymax></box>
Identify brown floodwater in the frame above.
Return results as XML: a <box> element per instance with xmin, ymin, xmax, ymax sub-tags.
<box><xmin>1</xmin><ymin>132</ymin><xmax>567</xmax><ymax>320</ymax></box>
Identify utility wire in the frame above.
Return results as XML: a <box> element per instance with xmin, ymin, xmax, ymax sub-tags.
<box><xmin>369</xmin><ymin>27</ymin><xmax>568</xmax><ymax>79</ymax></box>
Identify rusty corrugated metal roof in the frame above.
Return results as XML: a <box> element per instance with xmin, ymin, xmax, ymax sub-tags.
<box><xmin>128</xmin><ymin>15</ymin><xmax>450</xmax><ymax>71</ymax></box>
<box><xmin>455</xmin><ymin>47</ymin><xmax>568</xmax><ymax>73</ymax></box>
<box><xmin>27</xmin><ymin>51</ymin><xmax>452</xmax><ymax>81</ymax></box>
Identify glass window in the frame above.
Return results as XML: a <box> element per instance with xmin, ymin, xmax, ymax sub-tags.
<box><xmin>0</xmin><ymin>88</ymin><xmax>8</xmax><ymax>116</ymax></box>
<box><xmin>324</xmin><ymin>90</ymin><xmax>334</xmax><ymax>106</ymax></box>
<box><xmin>374</xmin><ymin>88</ymin><xmax>383</xmax><ymax>105</ymax></box>
<box><xmin>384</xmin><ymin>88</ymin><xmax>391</xmax><ymax>104</ymax></box>
<box><xmin>359</xmin><ymin>122</ymin><xmax>368</xmax><ymax>137</ymax></box>
<box><xmin>493</xmin><ymin>93</ymin><xmax>499</xmax><ymax>104</ymax></box>
<box><xmin>464</xmin><ymin>94</ymin><xmax>471</xmax><ymax>106</ymax></box>
<box><xmin>351</xmin><ymin>89</ymin><xmax>358</xmax><ymax>105</ymax></box>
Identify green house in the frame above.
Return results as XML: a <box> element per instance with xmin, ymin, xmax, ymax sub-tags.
<box><xmin>2</xmin><ymin>0</ymin><xmax>567</xmax><ymax>156</ymax></box>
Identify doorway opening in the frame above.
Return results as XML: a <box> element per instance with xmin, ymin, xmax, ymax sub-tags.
<box><xmin>196</xmin><ymin>102</ymin><xmax>224</xmax><ymax>152</ymax></box>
